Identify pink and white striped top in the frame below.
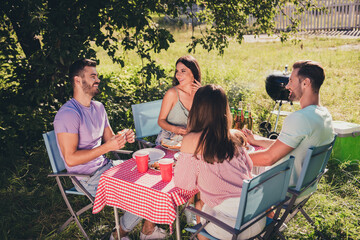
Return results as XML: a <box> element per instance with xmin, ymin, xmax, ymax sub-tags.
<box><xmin>174</xmin><ymin>147</ymin><xmax>253</xmax><ymax>208</ymax></box>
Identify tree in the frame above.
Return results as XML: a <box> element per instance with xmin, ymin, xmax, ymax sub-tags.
<box><xmin>0</xmin><ymin>0</ymin><xmax>308</xmax><ymax>162</ymax></box>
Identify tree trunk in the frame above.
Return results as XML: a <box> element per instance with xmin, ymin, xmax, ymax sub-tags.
<box><xmin>2</xmin><ymin>2</ymin><xmax>41</xmax><ymax>58</ymax></box>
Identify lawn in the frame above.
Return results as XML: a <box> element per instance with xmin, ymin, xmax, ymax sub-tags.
<box><xmin>1</xmin><ymin>28</ymin><xmax>359</xmax><ymax>240</ymax></box>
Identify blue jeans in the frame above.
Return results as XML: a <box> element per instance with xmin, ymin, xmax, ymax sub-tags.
<box><xmin>74</xmin><ymin>160</ymin><xmax>142</xmax><ymax>232</ymax></box>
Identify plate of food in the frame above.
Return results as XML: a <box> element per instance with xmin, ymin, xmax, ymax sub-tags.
<box><xmin>132</xmin><ymin>148</ymin><xmax>165</xmax><ymax>162</ymax></box>
<box><xmin>161</xmin><ymin>135</ymin><xmax>183</xmax><ymax>151</ymax></box>
<box><xmin>148</xmin><ymin>160</ymin><xmax>176</xmax><ymax>171</ymax></box>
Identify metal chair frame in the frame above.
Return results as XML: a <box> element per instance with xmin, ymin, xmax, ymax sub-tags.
<box><xmin>43</xmin><ymin>130</ymin><xmax>131</xmax><ymax>239</ymax></box>
<box><xmin>277</xmin><ymin>135</ymin><xmax>337</xmax><ymax>240</ymax></box>
<box><xmin>43</xmin><ymin>130</ymin><xmax>94</xmax><ymax>239</ymax></box>
<box><xmin>184</xmin><ymin>156</ymin><xmax>295</xmax><ymax>240</ymax></box>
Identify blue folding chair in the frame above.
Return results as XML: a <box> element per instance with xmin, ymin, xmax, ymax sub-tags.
<box><xmin>43</xmin><ymin>130</ymin><xmax>94</xmax><ymax>239</ymax></box>
<box><xmin>185</xmin><ymin>156</ymin><xmax>295</xmax><ymax>240</ymax></box>
<box><xmin>278</xmin><ymin>135</ymin><xmax>337</xmax><ymax>239</ymax></box>
<box><xmin>43</xmin><ymin>131</ymin><xmax>102</xmax><ymax>238</ymax></box>
<box><xmin>131</xmin><ymin>99</ymin><xmax>162</xmax><ymax>148</ymax></box>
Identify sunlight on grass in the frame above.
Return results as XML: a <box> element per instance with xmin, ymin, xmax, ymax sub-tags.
<box><xmin>91</xmin><ymin>31</ymin><xmax>360</xmax><ymax>239</ymax></box>
<box><xmin>2</xmin><ymin>27</ymin><xmax>359</xmax><ymax>239</ymax></box>
<box><xmin>96</xmin><ymin>29</ymin><xmax>360</xmax><ymax>126</ymax></box>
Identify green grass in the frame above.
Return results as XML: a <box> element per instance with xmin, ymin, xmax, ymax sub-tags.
<box><xmin>1</xmin><ymin>28</ymin><xmax>359</xmax><ymax>239</ymax></box>
<box><xmin>97</xmin><ymin>29</ymin><xmax>360</xmax><ymax>125</ymax></box>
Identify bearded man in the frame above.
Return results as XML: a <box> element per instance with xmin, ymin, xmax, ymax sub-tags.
<box><xmin>54</xmin><ymin>59</ymin><xmax>167</xmax><ymax>240</ymax></box>
<box><xmin>243</xmin><ymin>60</ymin><xmax>334</xmax><ymax>187</ymax></box>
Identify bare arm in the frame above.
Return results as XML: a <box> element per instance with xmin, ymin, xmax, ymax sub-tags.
<box><xmin>57</xmin><ymin>126</ymin><xmax>126</xmax><ymax>167</ymax></box>
<box><xmin>158</xmin><ymin>88</ymin><xmax>187</xmax><ymax>135</ymax></box>
<box><xmin>102</xmin><ymin>125</ymin><xmax>115</xmax><ymax>142</ymax></box>
<box><xmin>249</xmin><ymin>139</ymin><xmax>294</xmax><ymax>166</ymax></box>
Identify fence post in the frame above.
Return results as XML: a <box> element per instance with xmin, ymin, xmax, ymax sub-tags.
<box><xmin>348</xmin><ymin>0</ymin><xmax>355</xmax><ymax>28</ymax></box>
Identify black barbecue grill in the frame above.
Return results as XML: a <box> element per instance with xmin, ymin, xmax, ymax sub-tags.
<box><xmin>265</xmin><ymin>74</ymin><xmax>290</xmax><ymax>101</ymax></box>
<box><xmin>259</xmin><ymin>69</ymin><xmax>293</xmax><ymax>139</ymax></box>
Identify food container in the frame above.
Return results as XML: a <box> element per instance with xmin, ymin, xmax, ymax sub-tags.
<box><xmin>332</xmin><ymin>121</ymin><xmax>360</xmax><ymax>162</ymax></box>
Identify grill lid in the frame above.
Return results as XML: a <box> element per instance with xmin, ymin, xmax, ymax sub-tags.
<box><xmin>265</xmin><ymin>72</ymin><xmax>290</xmax><ymax>101</ymax></box>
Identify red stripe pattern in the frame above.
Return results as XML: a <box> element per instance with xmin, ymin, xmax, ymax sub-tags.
<box><xmin>93</xmin><ymin>147</ymin><xmax>198</xmax><ymax>232</ymax></box>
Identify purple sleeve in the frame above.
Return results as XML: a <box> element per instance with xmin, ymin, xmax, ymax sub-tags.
<box><xmin>104</xmin><ymin>108</ymin><xmax>110</xmax><ymax>129</ymax></box>
<box><xmin>54</xmin><ymin>109</ymin><xmax>80</xmax><ymax>134</ymax></box>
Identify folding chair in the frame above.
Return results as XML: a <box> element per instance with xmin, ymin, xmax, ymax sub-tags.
<box><xmin>43</xmin><ymin>130</ymin><xmax>131</xmax><ymax>239</ymax></box>
<box><xmin>278</xmin><ymin>135</ymin><xmax>337</xmax><ymax>239</ymax></box>
<box><xmin>131</xmin><ymin>99</ymin><xmax>162</xmax><ymax>149</ymax></box>
<box><xmin>43</xmin><ymin>130</ymin><xmax>94</xmax><ymax>239</ymax></box>
<box><xmin>185</xmin><ymin>156</ymin><xmax>295</xmax><ymax>240</ymax></box>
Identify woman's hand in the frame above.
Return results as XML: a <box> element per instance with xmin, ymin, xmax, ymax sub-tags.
<box><xmin>192</xmin><ymin>80</ymin><xmax>202</xmax><ymax>94</ymax></box>
<box><xmin>174</xmin><ymin>126</ymin><xmax>188</xmax><ymax>135</ymax></box>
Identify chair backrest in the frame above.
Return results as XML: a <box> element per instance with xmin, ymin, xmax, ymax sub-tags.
<box><xmin>235</xmin><ymin>156</ymin><xmax>295</xmax><ymax>229</ymax></box>
<box><xmin>131</xmin><ymin>99</ymin><xmax>162</xmax><ymax>139</ymax></box>
<box><xmin>294</xmin><ymin>135</ymin><xmax>337</xmax><ymax>192</ymax></box>
<box><xmin>43</xmin><ymin>130</ymin><xmax>66</xmax><ymax>173</ymax></box>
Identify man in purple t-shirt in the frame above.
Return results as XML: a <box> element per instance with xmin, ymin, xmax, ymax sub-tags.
<box><xmin>54</xmin><ymin>59</ymin><xmax>166</xmax><ymax>240</ymax></box>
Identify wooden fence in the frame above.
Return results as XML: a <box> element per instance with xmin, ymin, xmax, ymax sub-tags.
<box><xmin>249</xmin><ymin>0</ymin><xmax>360</xmax><ymax>31</ymax></box>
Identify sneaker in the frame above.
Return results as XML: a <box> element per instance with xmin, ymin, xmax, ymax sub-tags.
<box><xmin>266</xmin><ymin>217</ymin><xmax>287</xmax><ymax>233</ymax></box>
<box><xmin>184</xmin><ymin>208</ymin><xmax>197</xmax><ymax>226</ymax></box>
<box><xmin>109</xmin><ymin>230</ymin><xmax>131</xmax><ymax>240</ymax></box>
<box><xmin>140</xmin><ymin>226</ymin><xmax>168</xmax><ymax>240</ymax></box>
<box><xmin>279</xmin><ymin>223</ymin><xmax>288</xmax><ymax>232</ymax></box>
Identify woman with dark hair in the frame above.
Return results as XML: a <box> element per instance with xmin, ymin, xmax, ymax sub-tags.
<box><xmin>155</xmin><ymin>55</ymin><xmax>201</xmax><ymax>145</ymax></box>
<box><xmin>174</xmin><ymin>84</ymin><xmax>266</xmax><ymax>240</ymax></box>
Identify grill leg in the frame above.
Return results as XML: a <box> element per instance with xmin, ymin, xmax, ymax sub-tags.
<box><xmin>274</xmin><ymin>101</ymin><xmax>283</xmax><ymax>132</ymax></box>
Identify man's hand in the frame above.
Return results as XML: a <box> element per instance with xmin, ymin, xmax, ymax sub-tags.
<box><xmin>119</xmin><ymin>129</ymin><xmax>135</xmax><ymax>143</ymax></box>
<box><xmin>242</xmin><ymin>128</ymin><xmax>256</xmax><ymax>145</ymax></box>
<box><xmin>106</xmin><ymin>133</ymin><xmax>127</xmax><ymax>151</ymax></box>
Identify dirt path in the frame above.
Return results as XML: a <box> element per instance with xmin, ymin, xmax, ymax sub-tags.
<box><xmin>243</xmin><ymin>30</ymin><xmax>360</xmax><ymax>43</ymax></box>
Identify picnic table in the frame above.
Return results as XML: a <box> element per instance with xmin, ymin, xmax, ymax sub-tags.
<box><xmin>92</xmin><ymin>146</ymin><xmax>198</xmax><ymax>240</ymax></box>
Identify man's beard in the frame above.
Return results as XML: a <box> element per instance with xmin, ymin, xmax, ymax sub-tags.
<box><xmin>82</xmin><ymin>80</ymin><xmax>100</xmax><ymax>97</ymax></box>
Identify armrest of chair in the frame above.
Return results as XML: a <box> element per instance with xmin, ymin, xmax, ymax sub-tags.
<box><xmin>48</xmin><ymin>172</ymin><xmax>95</xmax><ymax>202</ymax></box>
<box><xmin>113</xmin><ymin>150</ymin><xmax>133</xmax><ymax>155</ymax></box>
<box><xmin>71</xmin><ymin>176</ymin><xmax>95</xmax><ymax>202</ymax></box>
<box><xmin>135</xmin><ymin>138</ymin><xmax>156</xmax><ymax>148</ymax></box>
<box><xmin>186</xmin><ymin>205</ymin><xmax>239</xmax><ymax>236</ymax></box>
<box><xmin>48</xmin><ymin>173</ymin><xmax>92</xmax><ymax>178</ymax></box>
<box><xmin>288</xmin><ymin>169</ymin><xmax>328</xmax><ymax>196</ymax></box>
<box><xmin>287</xmin><ymin>187</ymin><xmax>301</xmax><ymax>196</ymax></box>
<box><xmin>112</xmin><ymin>150</ymin><xmax>133</xmax><ymax>160</ymax></box>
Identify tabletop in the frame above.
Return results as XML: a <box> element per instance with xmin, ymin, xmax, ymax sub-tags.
<box><xmin>92</xmin><ymin>146</ymin><xmax>198</xmax><ymax>232</ymax></box>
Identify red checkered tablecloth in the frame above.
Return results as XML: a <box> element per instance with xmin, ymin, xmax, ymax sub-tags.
<box><xmin>92</xmin><ymin>146</ymin><xmax>197</xmax><ymax>232</ymax></box>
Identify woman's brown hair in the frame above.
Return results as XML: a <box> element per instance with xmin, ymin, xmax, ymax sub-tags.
<box><xmin>187</xmin><ymin>84</ymin><xmax>247</xmax><ymax>164</ymax></box>
<box><xmin>173</xmin><ymin>55</ymin><xmax>201</xmax><ymax>86</ymax></box>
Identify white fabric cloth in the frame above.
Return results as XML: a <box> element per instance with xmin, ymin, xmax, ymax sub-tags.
<box><xmin>201</xmin><ymin>197</ymin><xmax>266</xmax><ymax>240</ymax></box>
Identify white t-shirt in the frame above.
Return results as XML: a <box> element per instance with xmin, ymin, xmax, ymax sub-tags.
<box><xmin>276</xmin><ymin>105</ymin><xmax>334</xmax><ymax>186</ymax></box>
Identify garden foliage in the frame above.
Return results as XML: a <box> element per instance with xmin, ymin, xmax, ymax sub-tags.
<box><xmin>0</xmin><ymin>1</ymin><xmax>338</xmax><ymax>238</ymax></box>
<box><xmin>0</xmin><ymin>0</ymin><xmax>312</xmax><ymax>163</ymax></box>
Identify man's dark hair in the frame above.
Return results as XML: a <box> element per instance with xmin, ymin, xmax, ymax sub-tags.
<box><xmin>69</xmin><ymin>59</ymin><xmax>97</xmax><ymax>87</ymax></box>
<box><xmin>293</xmin><ymin>60</ymin><xmax>325</xmax><ymax>93</ymax></box>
